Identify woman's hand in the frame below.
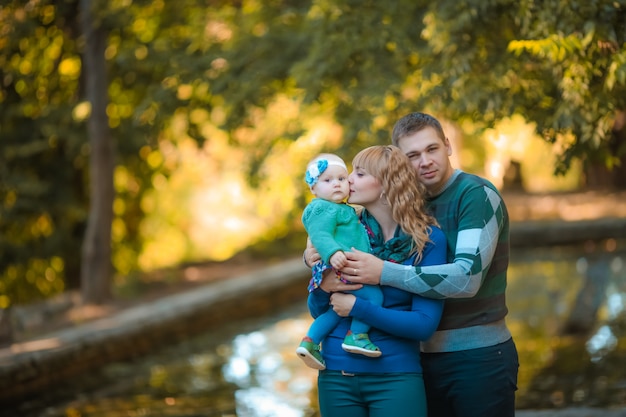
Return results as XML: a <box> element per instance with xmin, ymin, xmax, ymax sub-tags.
<box><xmin>330</xmin><ymin>293</ymin><xmax>356</xmax><ymax>317</ymax></box>
<box><xmin>304</xmin><ymin>237</ymin><xmax>321</xmax><ymax>267</ymax></box>
<box><xmin>343</xmin><ymin>248</ymin><xmax>384</xmax><ymax>285</ymax></box>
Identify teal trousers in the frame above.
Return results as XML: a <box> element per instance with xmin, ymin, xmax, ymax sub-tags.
<box><xmin>317</xmin><ymin>371</ymin><xmax>427</xmax><ymax>417</ymax></box>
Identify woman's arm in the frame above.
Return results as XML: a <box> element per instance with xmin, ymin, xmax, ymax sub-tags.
<box><xmin>350</xmin><ymin>294</ymin><xmax>443</xmax><ymax>341</ymax></box>
<box><xmin>332</xmin><ymin>231</ymin><xmax>448</xmax><ymax>341</ymax></box>
<box><xmin>307</xmin><ymin>269</ymin><xmax>363</xmax><ymax>318</ymax></box>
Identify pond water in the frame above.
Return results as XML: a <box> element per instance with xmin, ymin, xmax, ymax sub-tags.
<box><xmin>12</xmin><ymin>239</ymin><xmax>626</xmax><ymax>417</ymax></box>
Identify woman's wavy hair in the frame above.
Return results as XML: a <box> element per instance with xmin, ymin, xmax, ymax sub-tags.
<box><xmin>352</xmin><ymin>145</ymin><xmax>438</xmax><ymax>262</ymax></box>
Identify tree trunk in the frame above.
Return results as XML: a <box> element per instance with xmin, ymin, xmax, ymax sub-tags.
<box><xmin>79</xmin><ymin>0</ymin><xmax>114</xmax><ymax>304</ymax></box>
<box><xmin>584</xmin><ymin>110</ymin><xmax>626</xmax><ymax>190</ymax></box>
<box><xmin>0</xmin><ymin>307</ymin><xmax>13</xmax><ymax>347</ymax></box>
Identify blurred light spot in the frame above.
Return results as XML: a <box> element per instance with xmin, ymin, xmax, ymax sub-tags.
<box><xmin>233</xmin><ymin>332</ymin><xmax>267</xmax><ymax>360</ymax></box>
<box><xmin>72</xmin><ymin>101</ymin><xmax>91</xmax><ymax>121</ymax></box>
<box><xmin>223</xmin><ymin>356</ymin><xmax>250</xmax><ymax>385</ymax></box>
<box><xmin>586</xmin><ymin>325</ymin><xmax>617</xmax><ymax>362</ymax></box>
<box><xmin>58</xmin><ymin>57</ymin><xmax>81</xmax><ymax>78</ymax></box>
<box><xmin>235</xmin><ymin>387</ymin><xmax>303</xmax><ymax>417</ymax></box>
<box><xmin>606</xmin><ymin>293</ymin><xmax>624</xmax><ymax>319</ymax></box>
<box><xmin>610</xmin><ymin>256</ymin><xmax>623</xmax><ymax>273</ymax></box>
<box><xmin>289</xmin><ymin>376</ymin><xmax>313</xmax><ymax>394</ymax></box>
<box><xmin>258</xmin><ymin>352</ymin><xmax>282</xmax><ymax>374</ymax></box>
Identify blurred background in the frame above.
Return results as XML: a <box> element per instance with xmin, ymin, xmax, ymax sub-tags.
<box><xmin>1</xmin><ymin>0</ymin><xmax>626</xmax><ymax>415</ymax></box>
<box><xmin>2</xmin><ymin>0</ymin><xmax>625</xmax><ymax>308</ymax></box>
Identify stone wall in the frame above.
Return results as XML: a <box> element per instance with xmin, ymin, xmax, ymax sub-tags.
<box><xmin>0</xmin><ymin>259</ymin><xmax>310</xmax><ymax>406</ymax></box>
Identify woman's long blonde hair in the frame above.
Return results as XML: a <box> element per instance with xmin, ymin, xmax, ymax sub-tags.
<box><xmin>352</xmin><ymin>145</ymin><xmax>438</xmax><ymax>263</ymax></box>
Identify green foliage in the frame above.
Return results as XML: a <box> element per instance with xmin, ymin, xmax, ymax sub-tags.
<box><xmin>0</xmin><ymin>0</ymin><xmax>233</xmax><ymax>304</ymax></box>
<box><xmin>1</xmin><ymin>0</ymin><xmax>625</xmax><ymax>305</ymax></box>
<box><xmin>1</xmin><ymin>0</ymin><xmax>88</xmax><ymax>304</ymax></box>
<box><xmin>210</xmin><ymin>0</ymin><xmax>626</xmax><ymax>175</ymax></box>
<box><xmin>505</xmin><ymin>0</ymin><xmax>626</xmax><ymax>173</ymax></box>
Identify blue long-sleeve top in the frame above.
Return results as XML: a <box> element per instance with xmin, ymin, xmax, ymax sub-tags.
<box><xmin>307</xmin><ymin>226</ymin><xmax>447</xmax><ymax>374</ymax></box>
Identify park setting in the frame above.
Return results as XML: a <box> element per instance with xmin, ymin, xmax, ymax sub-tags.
<box><xmin>1</xmin><ymin>0</ymin><xmax>626</xmax><ymax>416</ymax></box>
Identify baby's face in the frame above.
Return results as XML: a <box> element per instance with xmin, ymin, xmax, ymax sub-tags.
<box><xmin>311</xmin><ymin>165</ymin><xmax>350</xmax><ymax>203</ymax></box>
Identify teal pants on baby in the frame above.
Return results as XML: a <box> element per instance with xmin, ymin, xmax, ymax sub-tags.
<box><xmin>307</xmin><ymin>284</ymin><xmax>383</xmax><ymax>343</ymax></box>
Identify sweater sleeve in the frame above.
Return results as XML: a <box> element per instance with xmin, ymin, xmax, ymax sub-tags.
<box><xmin>349</xmin><ymin>229</ymin><xmax>447</xmax><ymax>341</ymax></box>
<box><xmin>380</xmin><ymin>186</ymin><xmax>505</xmax><ymax>299</ymax></box>
<box><xmin>350</xmin><ymin>292</ymin><xmax>444</xmax><ymax>341</ymax></box>
<box><xmin>302</xmin><ymin>201</ymin><xmax>343</xmax><ymax>263</ymax></box>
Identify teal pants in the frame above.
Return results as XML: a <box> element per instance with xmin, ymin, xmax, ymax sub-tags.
<box><xmin>318</xmin><ymin>371</ymin><xmax>427</xmax><ymax>417</ymax></box>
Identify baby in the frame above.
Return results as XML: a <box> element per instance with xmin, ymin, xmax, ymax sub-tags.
<box><xmin>296</xmin><ymin>153</ymin><xmax>383</xmax><ymax>370</ymax></box>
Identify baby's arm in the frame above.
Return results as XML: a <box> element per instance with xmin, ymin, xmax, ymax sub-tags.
<box><xmin>329</xmin><ymin>251</ymin><xmax>347</xmax><ymax>269</ymax></box>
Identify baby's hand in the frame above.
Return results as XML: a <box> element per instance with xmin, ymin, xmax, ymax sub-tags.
<box><xmin>329</xmin><ymin>251</ymin><xmax>347</xmax><ymax>269</ymax></box>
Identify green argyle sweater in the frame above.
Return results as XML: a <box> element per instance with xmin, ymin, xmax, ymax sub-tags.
<box><xmin>380</xmin><ymin>170</ymin><xmax>512</xmax><ymax>352</ymax></box>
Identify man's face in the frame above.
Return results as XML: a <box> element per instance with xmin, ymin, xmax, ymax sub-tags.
<box><xmin>396</xmin><ymin>126</ymin><xmax>453</xmax><ymax>194</ymax></box>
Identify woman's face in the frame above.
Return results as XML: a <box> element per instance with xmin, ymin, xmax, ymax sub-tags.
<box><xmin>347</xmin><ymin>166</ymin><xmax>383</xmax><ymax>207</ymax></box>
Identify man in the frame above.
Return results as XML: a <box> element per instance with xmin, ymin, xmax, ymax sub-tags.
<box><xmin>305</xmin><ymin>112</ymin><xmax>518</xmax><ymax>417</ymax></box>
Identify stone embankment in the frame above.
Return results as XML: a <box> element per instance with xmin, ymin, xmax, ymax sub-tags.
<box><xmin>505</xmin><ymin>190</ymin><xmax>626</xmax><ymax>247</ymax></box>
<box><xmin>0</xmin><ymin>259</ymin><xmax>310</xmax><ymax>406</ymax></box>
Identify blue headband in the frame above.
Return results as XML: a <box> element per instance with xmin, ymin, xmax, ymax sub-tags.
<box><xmin>305</xmin><ymin>159</ymin><xmax>347</xmax><ymax>186</ymax></box>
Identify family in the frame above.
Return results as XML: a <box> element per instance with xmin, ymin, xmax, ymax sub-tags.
<box><xmin>297</xmin><ymin>112</ymin><xmax>519</xmax><ymax>417</ymax></box>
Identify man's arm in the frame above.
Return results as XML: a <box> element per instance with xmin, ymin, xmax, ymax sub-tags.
<box><xmin>346</xmin><ymin>230</ymin><xmax>496</xmax><ymax>299</ymax></box>
<box><xmin>336</xmin><ymin>234</ymin><xmax>447</xmax><ymax>340</ymax></box>
<box><xmin>346</xmin><ymin>186</ymin><xmax>506</xmax><ymax>299</ymax></box>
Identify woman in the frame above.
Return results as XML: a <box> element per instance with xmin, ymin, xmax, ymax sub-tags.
<box><xmin>306</xmin><ymin>145</ymin><xmax>447</xmax><ymax>417</ymax></box>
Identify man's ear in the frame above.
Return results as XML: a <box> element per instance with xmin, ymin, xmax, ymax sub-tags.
<box><xmin>444</xmin><ymin>137</ymin><xmax>452</xmax><ymax>156</ymax></box>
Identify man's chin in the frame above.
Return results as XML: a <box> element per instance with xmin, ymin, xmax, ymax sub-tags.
<box><xmin>420</xmin><ymin>178</ymin><xmax>440</xmax><ymax>193</ymax></box>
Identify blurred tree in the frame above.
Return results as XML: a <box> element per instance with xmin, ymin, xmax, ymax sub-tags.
<box><xmin>79</xmin><ymin>0</ymin><xmax>114</xmax><ymax>303</ymax></box>
<box><xmin>214</xmin><ymin>0</ymin><xmax>625</xmax><ymax>187</ymax></box>
<box><xmin>0</xmin><ymin>0</ymin><xmax>228</xmax><ymax>305</ymax></box>
<box><xmin>420</xmin><ymin>0</ymin><xmax>626</xmax><ymax>185</ymax></box>
<box><xmin>1</xmin><ymin>0</ymin><xmax>624</xmax><ymax>307</ymax></box>
<box><xmin>1</xmin><ymin>0</ymin><xmax>88</xmax><ymax>306</ymax></box>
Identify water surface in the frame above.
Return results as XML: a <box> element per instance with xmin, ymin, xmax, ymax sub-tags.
<box><xmin>13</xmin><ymin>240</ymin><xmax>626</xmax><ymax>416</ymax></box>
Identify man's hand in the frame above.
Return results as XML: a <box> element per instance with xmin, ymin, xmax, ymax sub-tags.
<box><xmin>330</xmin><ymin>292</ymin><xmax>356</xmax><ymax>317</ymax></box>
<box><xmin>342</xmin><ymin>248</ymin><xmax>384</xmax><ymax>285</ymax></box>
